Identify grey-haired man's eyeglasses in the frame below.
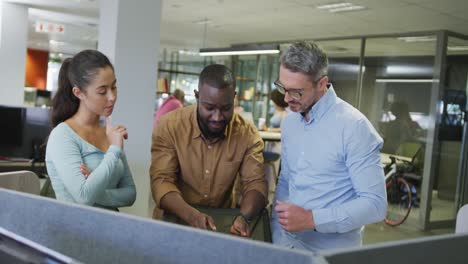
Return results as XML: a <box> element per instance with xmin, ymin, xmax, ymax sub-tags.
<box><xmin>274</xmin><ymin>81</ymin><xmax>303</xmax><ymax>100</ymax></box>
<box><xmin>274</xmin><ymin>75</ymin><xmax>327</xmax><ymax>100</ymax></box>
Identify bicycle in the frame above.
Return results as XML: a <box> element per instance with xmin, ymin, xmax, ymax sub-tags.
<box><xmin>383</xmin><ymin>156</ymin><xmax>419</xmax><ymax>226</ymax></box>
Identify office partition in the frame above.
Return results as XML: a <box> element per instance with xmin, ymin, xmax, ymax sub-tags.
<box><xmin>0</xmin><ymin>188</ymin><xmax>319</xmax><ymax>264</ymax></box>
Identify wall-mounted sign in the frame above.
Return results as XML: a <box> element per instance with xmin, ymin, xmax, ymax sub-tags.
<box><xmin>35</xmin><ymin>21</ymin><xmax>65</xmax><ymax>34</ymax></box>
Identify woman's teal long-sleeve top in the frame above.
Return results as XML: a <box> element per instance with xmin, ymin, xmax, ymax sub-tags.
<box><xmin>46</xmin><ymin>123</ymin><xmax>136</xmax><ymax>209</ymax></box>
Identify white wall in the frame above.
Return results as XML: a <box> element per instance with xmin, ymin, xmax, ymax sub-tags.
<box><xmin>98</xmin><ymin>0</ymin><xmax>161</xmax><ymax>217</ymax></box>
<box><xmin>0</xmin><ymin>1</ymin><xmax>28</xmax><ymax>106</ymax></box>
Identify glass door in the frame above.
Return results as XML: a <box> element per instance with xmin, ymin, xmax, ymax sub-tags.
<box><xmin>359</xmin><ymin>34</ymin><xmax>437</xmax><ymax>229</ymax></box>
<box><xmin>445</xmin><ymin>35</ymin><xmax>468</xmax><ymax>216</ymax></box>
<box><xmin>315</xmin><ymin>39</ymin><xmax>363</xmax><ymax>107</ymax></box>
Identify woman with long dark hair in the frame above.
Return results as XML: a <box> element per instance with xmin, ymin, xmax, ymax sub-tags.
<box><xmin>46</xmin><ymin>50</ymin><xmax>136</xmax><ymax>210</ymax></box>
<box><xmin>261</xmin><ymin>89</ymin><xmax>289</xmax><ymax>132</ymax></box>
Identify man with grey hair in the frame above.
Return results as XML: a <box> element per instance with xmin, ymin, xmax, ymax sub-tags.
<box><xmin>271</xmin><ymin>41</ymin><xmax>387</xmax><ymax>252</ymax></box>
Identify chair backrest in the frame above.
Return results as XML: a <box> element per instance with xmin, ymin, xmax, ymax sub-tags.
<box><xmin>396</xmin><ymin>142</ymin><xmax>422</xmax><ymax>160</ymax></box>
<box><xmin>0</xmin><ymin>170</ymin><xmax>40</xmax><ymax>195</ymax></box>
<box><xmin>396</xmin><ymin>141</ymin><xmax>425</xmax><ymax>174</ymax></box>
<box><xmin>456</xmin><ymin>204</ymin><xmax>468</xmax><ymax>233</ymax></box>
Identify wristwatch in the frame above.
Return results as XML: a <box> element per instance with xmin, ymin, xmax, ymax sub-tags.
<box><xmin>235</xmin><ymin>213</ymin><xmax>251</xmax><ymax>225</ymax></box>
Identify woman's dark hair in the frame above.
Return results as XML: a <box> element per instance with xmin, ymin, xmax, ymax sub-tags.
<box><xmin>51</xmin><ymin>50</ymin><xmax>114</xmax><ymax>127</ymax></box>
<box><xmin>270</xmin><ymin>89</ymin><xmax>288</xmax><ymax>108</ymax></box>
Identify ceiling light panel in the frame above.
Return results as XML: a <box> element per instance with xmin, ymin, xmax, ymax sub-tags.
<box><xmin>317</xmin><ymin>2</ymin><xmax>367</xmax><ymax>13</ymax></box>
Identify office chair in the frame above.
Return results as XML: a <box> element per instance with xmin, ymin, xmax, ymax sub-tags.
<box><xmin>456</xmin><ymin>204</ymin><xmax>468</xmax><ymax>233</ymax></box>
<box><xmin>0</xmin><ymin>170</ymin><xmax>40</xmax><ymax>195</ymax></box>
<box><xmin>263</xmin><ymin>151</ymin><xmax>280</xmax><ymax>204</ymax></box>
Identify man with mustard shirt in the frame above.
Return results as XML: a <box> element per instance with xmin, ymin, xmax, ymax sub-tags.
<box><xmin>150</xmin><ymin>64</ymin><xmax>267</xmax><ymax>237</ymax></box>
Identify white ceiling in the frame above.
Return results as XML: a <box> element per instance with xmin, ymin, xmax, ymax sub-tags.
<box><xmin>6</xmin><ymin>0</ymin><xmax>468</xmax><ymax>56</ymax></box>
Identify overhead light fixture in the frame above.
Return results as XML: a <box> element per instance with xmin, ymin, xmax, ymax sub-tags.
<box><xmin>376</xmin><ymin>79</ymin><xmax>437</xmax><ymax>83</ymax></box>
<box><xmin>317</xmin><ymin>2</ymin><xmax>353</xmax><ymax>10</ymax></box>
<box><xmin>386</xmin><ymin>65</ymin><xmax>433</xmax><ymax>75</ymax></box>
<box><xmin>199</xmin><ymin>44</ymin><xmax>280</xmax><ymax>56</ymax></box>
<box><xmin>178</xmin><ymin>49</ymin><xmax>199</xmax><ymax>56</ymax></box>
<box><xmin>397</xmin><ymin>36</ymin><xmax>436</xmax><ymax>42</ymax></box>
<box><xmin>317</xmin><ymin>2</ymin><xmax>366</xmax><ymax>13</ymax></box>
<box><xmin>448</xmin><ymin>46</ymin><xmax>468</xmax><ymax>51</ymax></box>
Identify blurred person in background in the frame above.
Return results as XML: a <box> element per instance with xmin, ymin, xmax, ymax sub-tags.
<box><xmin>153</xmin><ymin>89</ymin><xmax>185</xmax><ymax>128</ymax></box>
<box><xmin>261</xmin><ymin>89</ymin><xmax>289</xmax><ymax>132</ymax></box>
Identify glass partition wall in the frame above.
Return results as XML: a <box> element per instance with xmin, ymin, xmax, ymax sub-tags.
<box><xmin>443</xmin><ymin>35</ymin><xmax>468</xmax><ymax>220</ymax></box>
<box><xmin>316</xmin><ymin>39</ymin><xmax>362</xmax><ymax>107</ymax></box>
<box><xmin>157</xmin><ymin>30</ymin><xmax>468</xmax><ymax>231</ymax></box>
<box><xmin>315</xmin><ymin>31</ymin><xmax>468</xmax><ymax>231</ymax></box>
<box><xmin>157</xmin><ymin>51</ymin><xmax>279</xmax><ymax>127</ymax></box>
<box><xmin>360</xmin><ymin>35</ymin><xmax>437</xmax><ymax>229</ymax></box>
<box><xmin>316</xmin><ymin>31</ymin><xmax>468</xmax><ymax>231</ymax></box>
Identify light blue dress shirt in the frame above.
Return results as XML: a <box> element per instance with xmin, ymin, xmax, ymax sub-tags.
<box><xmin>271</xmin><ymin>85</ymin><xmax>387</xmax><ymax>252</ymax></box>
<box><xmin>46</xmin><ymin>123</ymin><xmax>136</xmax><ymax>209</ymax></box>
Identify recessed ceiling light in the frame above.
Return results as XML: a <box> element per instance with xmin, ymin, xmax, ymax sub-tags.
<box><xmin>317</xmin><ymin>2</ymin><xmax>353</xmax><ymax>10</ymax></box>
<box><xmin>329</xmin><ymin>5</ymin><xmax>366</xmax><ymax>12</ymax></box>
<box><xmin>317</xmin><ymin>2</ymin><xmax>366</xmax><ymax>13</ymax></box>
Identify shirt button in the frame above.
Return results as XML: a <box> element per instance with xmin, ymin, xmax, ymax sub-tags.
<box><xmin>204</xmin><ymin>194</ymin><xmax>208</xmax><ymax>198</ymax></box>
<box><xmin>208</xmin><ymin>145</ymin><xmax>212</xmax><ymax>149</ymax></box>
<box><xmin>205</xmin><ymin>170</ymin><xmax>209</xmax><ymax>174</ymax></box>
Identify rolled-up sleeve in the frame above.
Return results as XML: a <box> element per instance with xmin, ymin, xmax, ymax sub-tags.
<box><xmin>150</xmin><ymin>117</ymin><xmax>182</xmax><ymax>207</ymax></box>
<box><xmin>239</xmin><ymin>126</ymin><xmax>268</xmax><ymax>200</ymax></box>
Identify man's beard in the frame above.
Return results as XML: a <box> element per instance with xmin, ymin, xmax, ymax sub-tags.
<box><xmin>197</xmin><ymin>110</ymin><xmax>226</xmax><ymax>140</ymax></box>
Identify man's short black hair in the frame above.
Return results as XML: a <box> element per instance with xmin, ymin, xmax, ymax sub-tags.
<box><xmin>198</xmin><ymin>64</ymin><xmax>236</xmax><ymax>90</ymax></box>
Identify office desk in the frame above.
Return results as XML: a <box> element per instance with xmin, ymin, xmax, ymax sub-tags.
<box><xmin>259</xmin><ymin>131</ymin><xmax>281</xmax><ymax>142</ymax></box>
<box><xmin>380</xmin><ymin>153</ymin><xmax>412</xmax><ymax>165</ymax></box>
<box><xmin>0</xmin><ymin>160</ymin><xmax>46</xmax><ymax>177</ymax></box>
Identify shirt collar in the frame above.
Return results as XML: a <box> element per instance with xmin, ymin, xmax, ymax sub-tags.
<box><xmin>304</xmin><ymin>83</ymin><xmax>337</xmax><ymax>123</ymax></box>
<box><xmin>191</xmin><ymin>106</ymin><xmax>202</xmax><ymax>139</ymax></box>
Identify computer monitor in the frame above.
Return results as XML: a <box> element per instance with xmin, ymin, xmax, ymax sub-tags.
<box><xmin>36</xmin><ymin>90</ymin><xmax>52</xmax><ymax>107</ymax></box>
<box><xmin>0</xmin><ymin>105</ymin><xmax>25</xmax><ymax>149</ymax></box>
<box><xmin>0</xmin><ymin>227</ymin><xmax>82</xmax><ymax>264</ymax></box>
<box><xmin>439</xmin><ymin>89</ymin><xmax>466</xmax><ymax>141</ymax></box>
<box><xmin>323</xmin><ymin>233</ymin><xmax>468</xmax><ymax>264</ymax></box>
<box><xmin>0</xmin><ymin>105</ymin><xmax>51</xmax><ymax>160</ymax></box>
<box><xmin>24</xmin><ymin>106</ymin><xmax>52</xmax><ymax>161</ymax></box>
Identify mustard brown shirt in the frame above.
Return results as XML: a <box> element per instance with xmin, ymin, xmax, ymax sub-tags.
<box><xmin>150</xmin><ymin>105</ymin><xmax>267</xmax><ymax>216</ymax></box>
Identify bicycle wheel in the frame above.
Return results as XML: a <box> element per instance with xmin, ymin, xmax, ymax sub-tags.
<box><xmin>384</xmin><ymin>177</ymin><xmax>412</xmax><ymax>226</ymax></box>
